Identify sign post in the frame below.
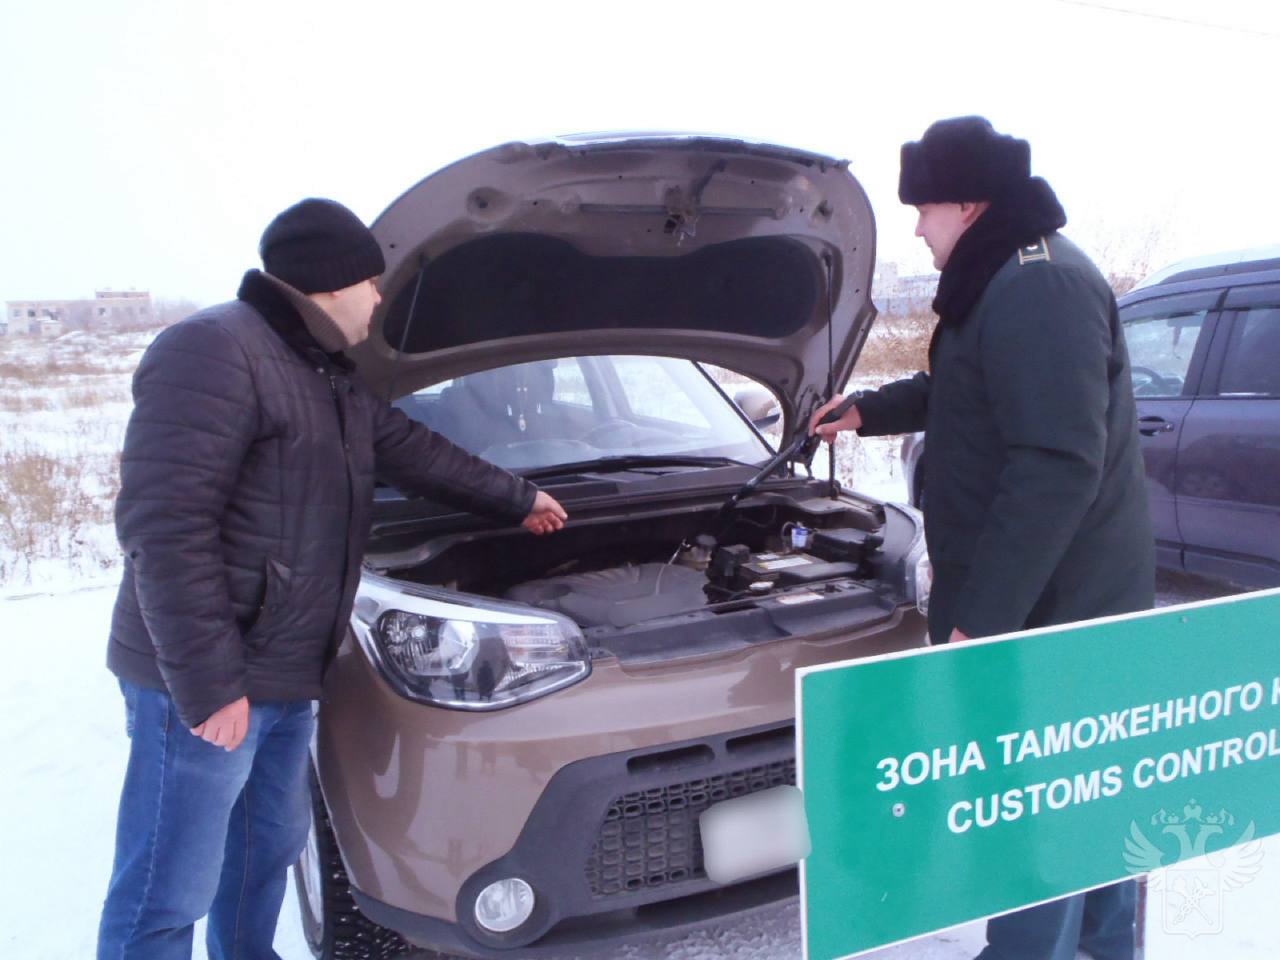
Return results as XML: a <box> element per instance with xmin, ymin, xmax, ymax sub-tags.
<box><xmin>797</xmin><ymin>588</ymin><xmax>1280</xmax><ymax>960</ymax></box>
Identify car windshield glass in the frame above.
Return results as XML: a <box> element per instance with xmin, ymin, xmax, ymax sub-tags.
<box><xmin>392</xmin><ymin>355</ymin><xmax>774</xmax><ymax>471</ymax></box>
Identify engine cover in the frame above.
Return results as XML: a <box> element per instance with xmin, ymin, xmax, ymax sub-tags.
<box><xmin>504</xmin><ymin>563</ymin><xmax>708</xmax><ymax>628</ymax></box>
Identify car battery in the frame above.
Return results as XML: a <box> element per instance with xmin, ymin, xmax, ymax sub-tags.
<box><xmin>708</xmin><ymin>546</ymin><xmax>861</xmax><ymax>596</ymax></box>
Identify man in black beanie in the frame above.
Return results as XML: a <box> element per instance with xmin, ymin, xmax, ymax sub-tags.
<box><xmin>98</xmin><ymin>198</ymin><xmax>568</xmax><ymax>959</ymax></box>
<box><xmin>811</xmin><ymin>118</ymin><xmax>1153</xmax><ymax>960</ymax></box>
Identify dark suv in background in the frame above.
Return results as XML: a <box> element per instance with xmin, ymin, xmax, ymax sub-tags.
<box><xmin>903</xmin><ymin>246</ymin><xmax>1280</xmax><ymax>587</ymax></box>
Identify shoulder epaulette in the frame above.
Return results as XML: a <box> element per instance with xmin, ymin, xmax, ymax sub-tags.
<box><xmin>1017</xmin><ymin>237</ymin><xmax>1052</xmax><ymax>265</ymax></box>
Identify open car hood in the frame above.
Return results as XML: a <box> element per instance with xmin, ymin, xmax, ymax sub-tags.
<box><xmin>352</xmin><ymin>134</ymin><xmax>877</xmax><ymax>445</ymax></box>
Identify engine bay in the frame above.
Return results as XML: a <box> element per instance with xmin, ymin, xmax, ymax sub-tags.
<box><xmin>372</xmin><ymin>486</ymin><xmax>924</xmax><ymax>643</ymax></box>
<box><xmin>502</xmin><ymin>520</ymin><xmax>884</xmax><ymax>629</ymax></box>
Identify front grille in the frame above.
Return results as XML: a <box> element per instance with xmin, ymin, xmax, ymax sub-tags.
<box><xmin>584</xmin><ymin>758</ymin><xmax>796</xmax><ymax>899</ymax></box>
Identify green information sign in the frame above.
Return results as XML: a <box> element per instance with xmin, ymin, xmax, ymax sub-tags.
<box><xmin>797</xmin><ymin>588</ymin><xmax>1280</xmax><ymax>960</ymax></box>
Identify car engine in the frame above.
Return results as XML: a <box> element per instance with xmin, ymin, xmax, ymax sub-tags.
<box><xmin>503</xmin><ymin>522</ymin><xmax>884</xmax><ymax>629</ymax></box>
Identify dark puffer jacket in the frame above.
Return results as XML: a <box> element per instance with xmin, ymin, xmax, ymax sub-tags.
<box><xmin>108</xmin><ymin>270</ymin><xmax>537</xmax><ymax>727</ymax></box>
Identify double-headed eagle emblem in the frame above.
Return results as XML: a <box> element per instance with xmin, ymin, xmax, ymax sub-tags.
<box><xmin>1124</xmin><ymin>799</ymin><xmax>1263</xmax><ymax>881</ymax></box>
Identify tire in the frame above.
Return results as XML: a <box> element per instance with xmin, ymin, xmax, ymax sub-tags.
<box><xmin>294</xmin><ymin>766</ymin><xmax>411</xmax><ymax>960</ymax></box>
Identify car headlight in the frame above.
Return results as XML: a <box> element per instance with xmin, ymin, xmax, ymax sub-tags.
<box><xmin>896</xmin><ymin>503</ymin><xmax>931</xmax><ymax>618</ymax></box>
<box><xmin>352</xmin><ymin>573</ymin><xmax>591</xmax><ymax>710</ymax></box>
<box><xmin>913</xmin><ymin>553</ymin><xmax>932</xmax><ymax>617</ymax></box>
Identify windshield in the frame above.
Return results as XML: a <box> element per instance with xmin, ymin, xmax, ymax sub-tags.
<box><xmin>393</xmin><ymin>355</ymin><xmax>774</xmax><ymax>472</ymax></box>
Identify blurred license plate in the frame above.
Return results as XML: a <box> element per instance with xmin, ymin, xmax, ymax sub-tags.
<box><xmin>699</xmin><ymin>784</ymin><xmax>811</xmax><ymax>885</ymax></box>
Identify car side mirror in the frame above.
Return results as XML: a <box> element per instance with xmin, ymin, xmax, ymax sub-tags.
<box><xmin>734</xmin><ymin>386</ymin><xmax>781</xmax><ymax>430</ymax></box>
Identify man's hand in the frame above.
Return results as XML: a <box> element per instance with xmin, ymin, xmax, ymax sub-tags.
<box><xmin>190</xmin><ymin>696</ymin><xmax>250</xmax><ymax>751</ymax></box>
<box><xmin>522</xmin><ymin>491</ymin><xmax>568</xmax><ymax>535</ymax></box>
<box><xmin>807</xmin><ymin>394</ymin><xmax>862</xmax><ymax>442</ymax></box>
<box><xmin>948</xmin><ymin>628</ymin><xmax>970</xmax><ymax>644</ymax></box>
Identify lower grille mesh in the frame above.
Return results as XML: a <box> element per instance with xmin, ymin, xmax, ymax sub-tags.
<box><xmin>585</xmin><ymin>758</ymin><xmax>796</xmax><ymax>899</ymax></box>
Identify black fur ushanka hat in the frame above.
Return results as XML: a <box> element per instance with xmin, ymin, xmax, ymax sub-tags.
<box><xmin>898</xmin><ymin>116</ymin><xmax>1032</xmax><ymax>204</ymax></box>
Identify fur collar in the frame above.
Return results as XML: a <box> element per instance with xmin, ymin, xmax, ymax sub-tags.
<box><xmin>931</xmin><ymin>177</ymin><xmax>1067</xmax><ymax>336</ymax></box>
<box><xmin>236</xmin><ymin>269</ymin><xmax>354</xmax><ymax>372</ymax></box>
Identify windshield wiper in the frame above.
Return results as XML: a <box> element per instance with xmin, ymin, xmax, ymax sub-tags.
<box><xmin>521</xmin><ymin>454</ymin><xmax>751</xmax><ymax>481</ymax></box>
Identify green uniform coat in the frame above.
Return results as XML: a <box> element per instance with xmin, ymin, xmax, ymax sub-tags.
<box><xmin>856</xmin><ymin>233</ymin><xmax>1155</xmax><ymax>643</ymax></box>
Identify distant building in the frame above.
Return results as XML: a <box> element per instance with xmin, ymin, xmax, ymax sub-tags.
<box><xmin>873</xmin><ymin>262</ymin><xmax>937</xmax><ymax>316</ymax></box>
<box><xmin>3</xmin><ymin>289</ymin><xmax>154</xmax><ymax>336</ymax></box>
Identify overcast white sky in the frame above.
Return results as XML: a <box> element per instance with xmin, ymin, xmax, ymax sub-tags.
<box><xmin>2</xmin><ymin>0</ymin><xmax>1277</xmax><ymax>305</ymax></box>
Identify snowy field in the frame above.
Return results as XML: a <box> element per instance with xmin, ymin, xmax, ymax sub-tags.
<box><xmin>1</xmin><ymin>329</ymin><xmax>1274</xmax><ymax>959</ymax></box>
<box><xmin>0</xmin><ymin>328</ymin><xmax>153</xmax><ymax>593</ymax></box>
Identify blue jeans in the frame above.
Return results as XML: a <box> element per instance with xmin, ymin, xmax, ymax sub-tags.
<box><xmin>977</xmin><ymin>881</ymin><xmax>1137</xmax><ymax>960</ymax></box>
<box><xmin>97</xmin><ymin>680</ymin><xmax>315</xmax><ymax>960</ymax></box>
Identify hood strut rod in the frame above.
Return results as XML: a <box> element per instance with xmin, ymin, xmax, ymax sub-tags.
<box><xmin>385</xmin><ymin>253</ymin><xmax>429</xmax><ymax>401</ymax></box>
<box><xmin>824</xmin><ymin>252</ymin><xmax>838</xmax><ymax>500</ymax></box>
<box><xmin>712</xmin><ymin>252</ymin><xmax>852</xmax><ymax>529</ymax></box>
<box><xmin>714</xmin><ymin>394</ymin><xmax>857</xmax><ymax>530</ymax></box>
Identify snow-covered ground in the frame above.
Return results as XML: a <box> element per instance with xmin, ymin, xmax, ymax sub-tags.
<box><xmin>2</xmin><ymin>330</ymin><xmax>1274</xmax><ymax>959</ymax></box>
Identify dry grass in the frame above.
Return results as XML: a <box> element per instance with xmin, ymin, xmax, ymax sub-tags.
<box><xmin>0</xmin><ymin>358</ymin><xmax>107</xmax><ymax>384</ymax></box>
<box><xmin>0</xmin><ymin>443</ymin><xmax>121</xmax><ymax>582</ymax></box>
<box><xmin>858</xmin><ymin>310</ymin><xmax>934</xmax><ymax>378</ymax></box>
<box><xmin>0</xmin><ymin>329</ymin><xmax>148</xmax><ymax>584</ymax></box>
<box><xmin>0</xmin><ymin>368</ymin><xmax>130</xmax><ymax>413</ymax></box>
<box><xmin>0</xmin><ymin>395</ymin><xmax>54</xmax><ymax>414</ymax></box>
<box><xmin>42</xmin><ymin>357</ymin><xmax>105</xmax><ymax>377</ymax></box>
<box><xmin>0</xmin><ymin>333</ymin><xmax>139</xmax><ymax>417</ymax></box>
<box><xmin>65</xmin><ymin>386</ymin><xmax>131</xmax><ymax>408</ymax></box>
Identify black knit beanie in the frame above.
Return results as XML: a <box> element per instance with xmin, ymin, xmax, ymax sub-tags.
<box><xmin>259</xmin><ymin>198</ymin><xmax>386</xmax><ymax>294</ymax></box>
<box><xmin>898</xmin><ymin>116</ymin><xmax>1032</xmax><ymax>205</ymax></box>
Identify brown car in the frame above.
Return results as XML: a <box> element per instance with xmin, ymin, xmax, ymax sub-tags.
<box><xmin>294</xmin><ymin>134</ymin><xmax>932</xmax><ymax>958</ymax></box>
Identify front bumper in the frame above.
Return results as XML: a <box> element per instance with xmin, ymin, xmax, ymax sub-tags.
<box><xmin>355</xmin><ymin>719</ymin><xmax>800</xmax><ymax>955</ymax></box>
<box><xmin>317</xmin><ymin>604</ymin><xmax>926</xmax><ymax>954</ymax></box>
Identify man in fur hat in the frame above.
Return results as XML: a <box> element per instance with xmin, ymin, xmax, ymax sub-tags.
<box><xmin>810</xmin><ymin>118</ymin><xmax>1153</xmax><ymax>960</ymax></box>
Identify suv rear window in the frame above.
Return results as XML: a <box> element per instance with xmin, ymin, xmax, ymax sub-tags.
<box><xmin>1219</xmin><ymin>307</ymin><xmax>1280</xmax><ymax>396</ymax></box>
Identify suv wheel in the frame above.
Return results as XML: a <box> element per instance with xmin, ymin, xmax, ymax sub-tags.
<box><xmin>294</xmin><ymin>766</ymin><xmax>410</xmax><ymax>960</ymax></box>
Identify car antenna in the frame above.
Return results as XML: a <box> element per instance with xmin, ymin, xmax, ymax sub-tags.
<box><xmin>385</xmin><ymin>252</ymin><xmax>429</xmax><ymax>402</ymax></box>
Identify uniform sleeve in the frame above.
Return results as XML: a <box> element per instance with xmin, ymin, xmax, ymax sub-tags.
<box><xmin>116</xmin><ymin>321</ymin><xmax>257</xmax><ymax>726</ymax></box>
<box><xmin>951</xmin><ymin>266</ymin><xmax>1112</xmax><ymax>638</ymax></box>
<box><xmin>853</xmin><ymin>371</ymin><xmax>931</xmax><ymax>436</ymax></box>
<box><xmin>371</xmin><ymin>401</ymin><xmax>538</xmax><ymax>524</ymax></box>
